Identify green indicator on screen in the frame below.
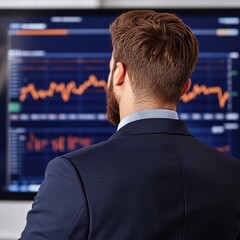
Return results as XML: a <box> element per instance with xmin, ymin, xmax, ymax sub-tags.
<box><xmin>231</xmin><ymin>91</ymin><xmax>238</xmax><ymax>97</ymax></box>
<box><xmin>9</xmin><ymin>102</ymin><xmax>21</xmax><ymax>113</ymax></box>
<box><xmin>232</xmin><ymin>70</ymin><xmax>238</xmax><ymax>76</ymax></box>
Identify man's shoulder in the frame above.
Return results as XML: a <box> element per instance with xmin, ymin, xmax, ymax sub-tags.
<box><xmin>61</xmin><ymin>138</ymin><xmax>119</xmax><ymax>167</ymax></box>
<box><xmin>58</xmin><ymin>138</ymin><xmax>123</xmax><ymax>180</ymax></box>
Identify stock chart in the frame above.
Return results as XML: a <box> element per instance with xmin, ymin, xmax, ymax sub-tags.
<box><xmin>0</xmin><ymin>10</ymin><xmax>239</xmax><ymax>195</ymax></box>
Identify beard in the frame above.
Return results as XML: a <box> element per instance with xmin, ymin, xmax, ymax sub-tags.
<box><xmin>106</xmin><ymin>72</ymin><xmax>120</xmax><ymax>125</ymax></box>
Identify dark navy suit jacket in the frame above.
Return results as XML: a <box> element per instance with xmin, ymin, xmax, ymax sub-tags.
<box><xmin>20</xmin><ymin>119</ymin><xmax>240</xmax><ymax>239</ymax></box>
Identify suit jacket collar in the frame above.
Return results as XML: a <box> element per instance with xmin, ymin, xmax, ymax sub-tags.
<box><xmin>109</xmin><ymin>118</ymin><xmax>192</xmax><ymax>140</ymax></box>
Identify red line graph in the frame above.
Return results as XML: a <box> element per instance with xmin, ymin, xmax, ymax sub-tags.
<box><xmin>26</xmin><ymin>133</ymin><xmax>94</xmax><ymax>152</ymax></box>
<box><xmin>181</xmin><ymin>84</ymin><xmax>229</xmax><ymax>108</ymax></box>
<box><xmin>216</xmin><ymin>145</ymin><xmax>231</xmax><ymax>153</ymax></box>
<box><xmin>19</xmin><ymin>74</ymin><xmax>107</xmax><ymax>102</ymax></box>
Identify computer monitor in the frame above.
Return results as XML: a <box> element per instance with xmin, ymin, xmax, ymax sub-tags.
<box><xmin>0</xmin><ymin>9</ymin><xmax>239</xmax><ymax>200</ymax></box>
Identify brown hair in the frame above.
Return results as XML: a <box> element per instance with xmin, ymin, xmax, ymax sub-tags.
<box><xmin>110</xmin><ymin>10</ymin><xmax>199</xmax><ymax>105</ymax></box>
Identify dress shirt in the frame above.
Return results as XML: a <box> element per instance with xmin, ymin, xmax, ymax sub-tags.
<box><xmin>117</xmin><ymin>109</ymin><xmax>179</xmax><ymax>131</ymax></box>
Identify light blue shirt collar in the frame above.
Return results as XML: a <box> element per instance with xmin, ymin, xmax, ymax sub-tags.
<box><xmin>117</xmin><ymin>109</ymin><xmax>178</xmax><ymax>131</ymax></box>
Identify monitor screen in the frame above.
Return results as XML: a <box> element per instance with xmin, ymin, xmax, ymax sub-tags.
<box><xmin>0</xmin><ymin>9</ymin><xmax>239</xmax><ymax>199</ymax></box>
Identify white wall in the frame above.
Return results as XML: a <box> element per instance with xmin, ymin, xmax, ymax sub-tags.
<box><xmin>0</xmin><ymin>201</ymin><xmax>31</xmax><ymax>239</ymax></box>
<box><xmin>101</xmin><ymin>0</ymin><xmax>240</xmax><ymax>7</ymax></box>
<box><xmin>0</xmin><ymin>0</ymin><xmax>100</xmax><ymax>8</ymax></box>
<box><xmin>1</xmin><ymin>0</ymin><xmax>240</xmax><ymax>8</ymax></box>
<box><xmin>1</xmin><ymin>0</ymin><xmax>240</xmax><ymax>239</ymax></box>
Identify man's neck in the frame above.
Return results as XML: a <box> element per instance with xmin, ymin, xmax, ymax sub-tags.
<box><xmin>119</xmin><ymin>101</ymin><xmax>177</xmax><ymax>121</ymax></box>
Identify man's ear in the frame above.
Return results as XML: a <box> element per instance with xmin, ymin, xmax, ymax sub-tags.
<box><xmin>181</xmin><ymin>79</ymin><xmax>191</xmax><ymax>96</ymax></box>
<box><xmin>113</xmin><ymin>62</ymin><xmax>126</xmax><ymax>86</ymax></box>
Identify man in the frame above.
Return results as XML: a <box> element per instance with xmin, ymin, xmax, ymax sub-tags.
<box><xmin>20</xmin><ymin>10</ymin><xmax>240</xmax><ymax>239</ymax></box>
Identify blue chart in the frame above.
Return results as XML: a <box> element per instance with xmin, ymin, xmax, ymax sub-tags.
<box><xmin>4</xmin><ymin>12</ymin><xmax>240</xmax><ymax>194</ymax></box>
<box><xmin>10</xmin><ymin>54</ymin><xmax>110</xmax><ymax>113</ymax></box>
<box><xmin>7</xmin><ymin>18</ymin><xmax>116</xmax><ymax>192</ymax></box>
<box><xmin>9</xmin><ymin>128</ymin><xmax>112</xmax><ymax>192</ymax></box>
<box><xmin>9</xmin><ymin>52</ymin><xmax>116</xmax><ymax>191</ymax></box>
<box><xmin>179</xmin><ymin>52</ymin><xmax>239</xmax><ymax>155</ymax></box>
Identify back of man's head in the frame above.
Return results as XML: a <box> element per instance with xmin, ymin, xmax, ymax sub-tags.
<box><xmin>110</xmin><ymin>10</ymin><xmax>199</xmax><ymax>105</ymax></box>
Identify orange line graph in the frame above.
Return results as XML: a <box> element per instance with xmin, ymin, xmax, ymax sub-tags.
<box><xmin>181</xmin><ymin>84</ymin><xmax>229</xmax><ymax>108</ymax></box>
<box><xmin>26</xmin><ymin>133</ymin><xmax>94</xmax><ymax>152</ymax></box>
<box><xmin>19</xmin><ymin>74</ymin><xmax>107</xmax><ymax>102</ymax></box>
